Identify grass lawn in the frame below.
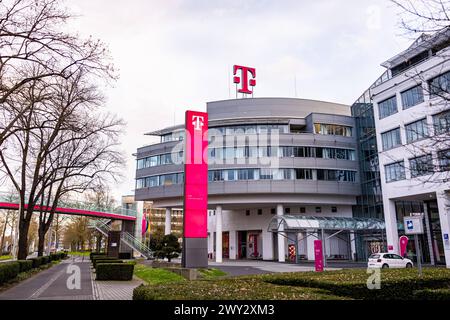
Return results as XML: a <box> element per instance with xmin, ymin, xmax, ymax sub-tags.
<box><xmin>133</xmin><ymin>267</ymin><xmax>450</xmax><ymax>300</ymax></box>
<box><xmin>68</xmin><ymin>251</ymin><xmax>90</xmax><ymax>257</ymax></box>
<box><xmin>197</xmin><ymin>268</ymin><xmax>227</xmax><ymax>279</ymax></box>
<box><xmin>133</xmin><ymin>263</ymin><xmax>186</xmax><ymax>285</ymax></box>
<box><xmin>0</xmin><ymin>255</ymin><xmax>13</xmax><ymax>261</ymax></box>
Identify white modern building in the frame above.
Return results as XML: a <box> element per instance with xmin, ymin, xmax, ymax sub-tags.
<box><xmin>355</xmin><ymin>28</ymin><xmax>450</xmax><ymax>267</ymax></box>
<box><xmin>134</xmin><ymin>98</ymin><xmax>386</xmax><ymax>263</ymax></box>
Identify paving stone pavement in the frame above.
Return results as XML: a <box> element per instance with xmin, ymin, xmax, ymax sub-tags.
<box><xmin>92</xmin><ymin>277</ymin><xmax>144</xmax><ymax>300</ymax></box>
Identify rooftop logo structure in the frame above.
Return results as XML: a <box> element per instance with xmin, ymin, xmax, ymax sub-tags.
<box><xmin>233</xmin><ymin>65</ymin><xmax>256</xmax><ymax>95</ymax></box>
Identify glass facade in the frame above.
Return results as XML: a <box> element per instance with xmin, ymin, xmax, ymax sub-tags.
<box><xmin>438</xmin><ymin>148</ymin><xmax>450</xmax><ymax>171</ymax></box>
<box><xmin>135</xmin><ymin>168</ymin><xmax>357</xmax><ymax>189</ymax></box>
<box><xmin>313</xmin><ymin>123</ymin><xmax>352</xmax><ymax>137</ymax></box>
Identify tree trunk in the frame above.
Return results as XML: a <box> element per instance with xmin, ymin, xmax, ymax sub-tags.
<box><xmin>17</xmin><ymin>213</ymin><xmax>32</xmax><ymax>260</ymax></box>
<box><xmin>37</xmin><ymin>226</ymin><xmax>46</xmax><ymax>257</ymax></box>
<box><xmin>0</xmin><ymin>215</ymin><xmax>8</xmax><ymax>254</ymax></box>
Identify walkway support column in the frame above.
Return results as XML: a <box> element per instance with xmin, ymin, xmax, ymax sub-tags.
<box><xmin>436</xmin><ymin>190</ymin><xmax>450</xmax><ymax>268</ymax></box>
<box><xmin>277</xmin><ymin>204</ymin><xmax>285</xmax><ymax>262</ymax></box>
<box><xmin>350</xmin><ymin>232</ymin><xmax>357</xmax><ymax>261</ymax></box>
<box><xmin>423</xmin><ymin>202</ymin><xmax>435</xmax><ymax>265</ymax></box>
<box><xmin>165</xmin><ymin>208</ymin><xmax>172</xmax><ymax>235</ymax></box>
<box><xmin>215</xmin><ymin>205</ymin><xmax>223</xmax><ymax>263</ymax></box>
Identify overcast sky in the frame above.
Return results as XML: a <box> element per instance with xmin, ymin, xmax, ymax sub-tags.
<box><xmin>67</xmin><ymin>0</ymin><xmax>413</xmax><ymax>200</ymax></box>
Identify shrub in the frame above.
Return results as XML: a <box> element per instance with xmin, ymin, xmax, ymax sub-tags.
<box><xmin>93</xmin><ymin>259</ymin><xmax>123</xmax><ymax>269</ymax></box>
<box><xmin>133</xmin><ymin>284</ymin><xmax>156</xmax><ymax>300</ymax></box>
<box><xmin>41</xmin><ymin>256</ymin><xmax>50</xmax><ymax>264</ymax></box>
<box><xmin>90</xmin><ymin>252</ymin><xmax>107</xmax><ymax>261</ymax></box>
<box><xmin>262</xmin><ymin>269</ymin><xmax>450</xmax><ymax>300</ymax></box>
<box><xmin>91</xmin><ymin>254</ymin><xmax>108</xmax><ymax>263</ymax></box>
<box><xmin>413</xmin><ymin>288</ymin><xmax>450</xmax><ymax>300</ymax></box>
<box><xmin>119</xmin><ymin>252</ymin><xmax>132</xmax><ymax>260</ymax></box>
<box><xmin>0</xmin><ymin>262</ymin><xmax>20</xmax><ymax>285</ymax></box>
<box><xmin>96</xmin><ymin>263</ymin><xmax>134</xmax><ymax>281</ymax></box>
<box><xmin>17</xmin><ymin>260</ymin><xmax>33</xmax><ymax>273</ymax></box>
<box><xmin>28</xmin><ymin>257</ymin><xmax>44</xmax><ymax>268</ymax></box>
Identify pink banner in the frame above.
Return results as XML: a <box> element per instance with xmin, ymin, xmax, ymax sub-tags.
<box><xmin>183</xmin><ymin>110</ymin><xmax>208</xmax><ymax>238</ymax></box>
<box><xmin>399</xmin><ymin>235</ymin><xmax>409</xmax><ymax>257</ymax></box>
<box><xmin>314</xmin><ymin>240</ymin><xmax>324</xmax><ymax>272</ymax></box>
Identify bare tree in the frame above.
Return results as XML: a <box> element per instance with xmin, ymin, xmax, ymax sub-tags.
<box><xmin>0</xmin><ymin>0</ymin><xmax>116</xmax><ymax>146</ymax></box>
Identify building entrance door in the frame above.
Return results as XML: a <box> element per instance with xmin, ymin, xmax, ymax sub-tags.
<box><xmin>237</xmin><ymin>231</ymin><xmax>247</xmax><ymax>259</ymax></box>
<box><xmin>222</xmin><ymin>232</ymin><xmax>229</xmax><ymax>259</ymax></box>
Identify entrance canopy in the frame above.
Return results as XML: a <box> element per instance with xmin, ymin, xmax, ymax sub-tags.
<box><xmin>268</xmin><ymin>215</ymin><xmax>386</xmax><ymax>232</ymax></box>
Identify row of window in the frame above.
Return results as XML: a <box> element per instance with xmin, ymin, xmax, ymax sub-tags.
<box><xmin>378</xmin><ymin>70</ymin><xmax>450</xmax><ymax>120</ymax></box>
<box><xmin>135</xmin><ymin>168</ymin><xmax>357</xmax><ymax>188</ymax></box>
<box><xmin>384</xmin><ymin>149</ymin><xmax>450</xmax><ymax>182</ymax></box>
<box><xmin>313</xmin><ymin>123</ymin><xmax>353</xmax><ymax>137</ymax></box>
<box><xmin>137</xmin><ymin>146</ymin><xmax>357</xmax><ymax>170</ymax></box>
<box><xmin>208</xmin><ymin>146</ymin><xmax>356</xmax><ymax>161</ymax></box>
<box><xmin>381</xmin><ymin>110</ymin><xmax>450</xmax><ymax>151</ymax></box>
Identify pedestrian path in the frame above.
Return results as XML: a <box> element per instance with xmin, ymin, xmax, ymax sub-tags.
<box><xmin>0</xmin><ymin>255</ymin><xmax>143</xmax><ymax>300</ymax></box>
<box><xmin>0</xmin><ymin>256</ymin><xmax>93</xmax><ymax>300</ymax></box>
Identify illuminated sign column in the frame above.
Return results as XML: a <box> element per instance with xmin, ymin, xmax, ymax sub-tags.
<box><xmin>182</xmin><ymin>110</ymin><xmax>208</xmax><ymax>268</ymax></box>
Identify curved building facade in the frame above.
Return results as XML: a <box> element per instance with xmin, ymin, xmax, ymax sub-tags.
<box><xmin>135</xmin><ymin>98</ymin><xmax>361</xmax><ymax>262</ymax></box>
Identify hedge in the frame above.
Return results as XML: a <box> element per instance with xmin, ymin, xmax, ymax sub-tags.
<box><xmin>262</xmin><ymin>269</ymin><xmax>450</xmax><ymax>300</ymax></box>
<box><xmin>28</xmin><ymin>257</ymin><xmax>44</xmax><ymax>268</ymax></box>
<box><xmin>90</xmin><ymin>252</ymin><xmax>108</xmax><ymax>261</ymax></box>
<box><xmin>96</xmin><ymin>263</ymin><xmax>134</xmax><ymax>281</ymax></box>
<box><xmin>0</xmin><ymin>262</ymin><xmax>20</xmax><ymax>285</ymax></box>
<box><xmin>93</xmin><ymin>259</ymin><xmax>123</xmax><ymax>269</ymax></box>
<box><xmin>17</xmin><ymin>260</ymin><xmax>33</xmax><ymax>273</ymax></box>
<box><xmin>413</xmin><ymin>288</ymin><xmax>450</xmax><ymax>300</ymax></box>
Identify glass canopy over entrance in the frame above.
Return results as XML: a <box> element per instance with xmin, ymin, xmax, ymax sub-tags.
<box><xmin>268</xmin><ymin>215</ymin><xmax>386</xmax><ymax>232</ymax></box>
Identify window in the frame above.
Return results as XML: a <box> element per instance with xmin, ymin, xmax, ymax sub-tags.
<box><xmin>257</xmin><ymin>209</ymin><xmax>262</xmax><ymax>215</ymax></box>
<box><xmin>381</xmin><ymin>128</ymin><xmax>402</xmax><ymax>150</ymax></box>
<box><xmin>433</xmin><ymin>110</ymin><xmax>450</xmax><ymax>134</ymax></box>
<box><xmin>409</xmin><ymin>154</ymin><xmax>433</xmax><ymax>177</ymax></box>
<box><xmin>385</xmin><ymin>161</ymin><xmax>406</xmax><ymax>182</ymax></box>
<box><xmin>401</xmin><ymin>85</ymin><xmax>424</xmax><ymax>109</ymax></box>
<box><xmin>293</xmin><ymin>146</ymin><xmax>314</xmax><ymax>157</ymax></box>
<box><xmin>300</xmin><ymin>207</ymin><xmax>306</xmax><ymax>213</ymax></box>
<box><xmin>245</xmin><ymin>210</ymin><xmax>250</xmax><ymax>216</ymax></box>
<box><xmin>378</xmin><ymin>96</ymin><xmax>398</xmax><ymax>119</ymax></box>
<box><xmin>315</xmin><ymin>207</ymin><xmax>321</xmax><ymax>213</ymax></box>
<box><xmin>316</xmin><ymin>170</ymin><xmax>356</xmax><ymax>182</ymax></box>
<box><xmin>271</xmin><ymin>208</ymin><xmax>276</xmax><ymax>214</ymax></box>
<box><xmin>438</xmin><ymin>149</ymin><xmax>450</xmax><ymax>171</ymax></box>
<box><xmin>429</xmin><ymin>70</ymin><xmax>450</xmax><ymax>97</ymax></box>
<box><xmin>285</xmin><ymin>208</ymin><xmax>290</xmax><ymax>214</ymax></box>
<box><xmin>405</xmin><ymin>118</ymin><xmax>428</xmax><ymax>143</ymax></box>
<box><xmin>314</xmin><ymin>124</ymin><xmax>352</xmax><ymax>137</ymax></box>
<box><xmin>331</xmin><ymin>206</ymin><xmax>337</xmax><ymax>213</ymax></box>
<box><xmin>295</xmin><ymin>169</ymin><xmax>313</xmax><ymax>180</ymax></box>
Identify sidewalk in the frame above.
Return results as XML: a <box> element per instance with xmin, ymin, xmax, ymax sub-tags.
<box><xmin>0</xmin><ymin>255</ymin><xmax>143</xmax><ymax>300</ymax></box>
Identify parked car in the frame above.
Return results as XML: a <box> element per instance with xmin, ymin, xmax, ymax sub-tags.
<box><xmin>368</xmin><ymin>253</ymin><xmax>413</xmax><ymax>269</ymax></box>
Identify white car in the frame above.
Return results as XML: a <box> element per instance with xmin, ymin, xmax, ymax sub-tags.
<box><xmin>368</xmin><ymin>253</ymin><xmax>414</xmax><ymax>269</ymax></box>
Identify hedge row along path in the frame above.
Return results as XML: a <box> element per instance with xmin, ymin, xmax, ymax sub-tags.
<box><xmin>0</xmin><ymin>256</ymin><xmax>93</xmax><ymax>300</ymax></box>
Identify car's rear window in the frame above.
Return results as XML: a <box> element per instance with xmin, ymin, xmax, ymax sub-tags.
<box><xmin>369</xmin><ymin>254</ymin><xmax>380</xmax><ymax>259</ymax></box>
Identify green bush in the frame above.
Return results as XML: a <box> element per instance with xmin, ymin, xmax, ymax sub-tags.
<box><xmin>91</xmin><ymin>255</ymin><xmax>108</xmax><ymax>263</ymax></box>
<box><xmin>96</xmin><ymin>263</ymin><xmax>134</xmax><ymax>281</ymax></box>
<box><xmin>93</xmin><ymin>259</ymin><xmax>123</xmax><ymax>269</ymax></box>
<box><xmin>28</xmin><ymin>257</ymin><xmax>44</xmax><ymax>268</ymax></box>
<box><xmin>262</xmin><ymin>269</ymin><xmax>450</xmax><ymax>300</ymax></box>
<box><xmin>413</xmin><ymin>288</ymin><xmax>450</xmax><ymax>300</ymax></box>
<box><xmin>41</xmin><ymin>256</ymin><xmax>50</xmax><ymax>264</ymax></box>
<box><xmin>90</xmin><ymin>252</ymin><xmax>107</xmax><ymax>261</ymax></box>
<box><xmin>17</xmin><ymin>260</ymin><xmax>33</xmax><ymax>273</ymax></box>
<box><xmin>0</xmin><ymin>261</ymin><xmax>20</xmax><ymax>285</ymax></box>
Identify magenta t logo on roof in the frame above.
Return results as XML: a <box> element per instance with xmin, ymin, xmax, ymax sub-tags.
<box><xmin>233</xmin><ymin>65</ymin><xmax>256</xmax><ymax>94</ymax></box>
